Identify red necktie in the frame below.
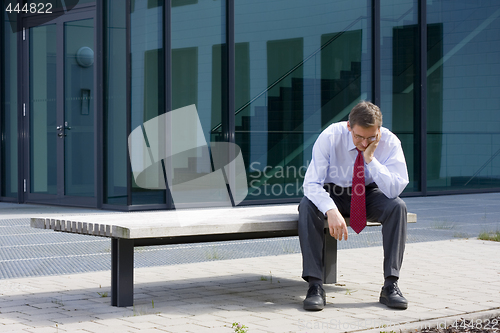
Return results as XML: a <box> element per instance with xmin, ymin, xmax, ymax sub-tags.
<box><xmin>350</xmin><ymin>148</ymin><xmax>366</xmax><ymax>234</ymax></box>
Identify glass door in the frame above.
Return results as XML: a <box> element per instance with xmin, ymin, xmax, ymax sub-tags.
<box><xmin>64</xmin><ymin>18</ymin><xmax>95</xmax><ymax>198</ymax></box>
<box><xmin>24</xmin><ymin>10</ymin><xmax>96</xmax><ymax>206</ymax></box>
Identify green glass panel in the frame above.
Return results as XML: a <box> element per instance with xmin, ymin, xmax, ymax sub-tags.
<box><xmin>170</xmin><ymin>0</ymin><xmax>226</xmax><ymax>207</ymax></box>
<box><xmin>130</xmin><ymin>0</ymin><xmax>165</xmax><ymax>205</ymax></box>
<box><xmin>1</xmin><ymin>11</ymin><xmax>18</xmax><ymax>197</ymax></box>
<box><xmin>426</xmin><ymin>1</ymin><xmax>500</xmax><ymax>191</ymax></box>
<box><xmin>64</xmin><ymin>19</ymin><xmax>95</xmax><ymax>197</ymax></box>
<box><xmin>27</xmin><ymin>0</ymin><xmax>95</xmax><ymax>10</ymax></box>
<box><xmin>380</xmin><ymin>0</ymin><xmax>420</xmax><ymax>193</ymax></box>
<box><xmin>29</xmin><ymin>24</ymin><xmax>57</xmax><ymax>195</ymax></box>
<box><xmin>235</xmin><ymin>0</ymin><xmax>372</xmax><ymax>202</ymax></box>
<box><xmin>104</xmin><ymin>0</ymin><xmax>127</xmax><ymax>205</ymax></box>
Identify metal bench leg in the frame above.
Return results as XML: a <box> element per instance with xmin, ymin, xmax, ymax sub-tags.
<box><xmin>111</xmin><ymin>238</ymin><xmax>134</xmax><ymax>307</ymax></box>
<box><xmin>323</xmin><ymin>230</ymin><xmax>337</xmax><ymax>284</ymax></box>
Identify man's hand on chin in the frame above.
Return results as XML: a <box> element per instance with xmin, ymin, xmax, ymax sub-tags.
<box><xmin>363</xmin><ymin>130</ymin><xmax>381</xmax><ymax>164</ymax></box>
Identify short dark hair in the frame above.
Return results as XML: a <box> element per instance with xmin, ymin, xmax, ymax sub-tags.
<box><xmin>348</xmin><ymin>101</ymin><xmax>383</xmax><ymax>128</ymax></box>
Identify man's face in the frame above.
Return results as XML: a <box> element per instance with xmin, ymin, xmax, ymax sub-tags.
<box><xmin>347</xmin><ymin>123</ymin><xmax>380</xmax><ymax>151</ymax></box>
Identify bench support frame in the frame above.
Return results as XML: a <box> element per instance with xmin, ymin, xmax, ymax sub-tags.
<box><xmin>109</xmin><ymin>230</ymin><xmax>337</xmax><ymax>307</ymax></box>
<box><xmin>111</xmin><ymin>238</ymin><xmax>134</xmax><ymax>307</ymax></box>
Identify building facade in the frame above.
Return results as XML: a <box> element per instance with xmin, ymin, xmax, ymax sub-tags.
<box><xmin>1</xmin><ymin>0</ymin><xmax>500</xmax><ymax>210</ymax></box>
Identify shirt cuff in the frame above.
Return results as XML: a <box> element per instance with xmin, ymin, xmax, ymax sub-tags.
<box><xmin>318</xmin><ymin>201</ymin><xmax>337</xmax><ymax>216</ymax></box>
<box><xmin>366</xmin><ymin>157</ymin><xmax>382</xmax><ymax>175</ymax></box>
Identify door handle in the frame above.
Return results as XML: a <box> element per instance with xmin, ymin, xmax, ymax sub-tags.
<box><xmin>58</xmin><ymin>132</ymin><xmax>67</xmax><ymax>138</ymax></box>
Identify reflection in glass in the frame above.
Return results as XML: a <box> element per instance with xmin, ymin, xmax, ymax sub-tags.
<box><xmin>29</xmin><ymin>24</ymin><xmax>57</xmax><ymax>195</ymax></box>
<box><xmin>130</xmin><ymin>0</ymin><xmax>165</xmax><ymax>205</ymax></box>
<box><xmin>104</xmin><ymin>0</ymin><xmax>127</xmax><ymax>205</ymax></box>
<box><xmin>171</xmin><ymin>0</ymin><xmax>227</xmax><ymax>207</ymax></box>
<box><xmin>235</xmin><ymin>0</ymin><xmax>371</xmax><ymax>202</ymax></box>
<box><xmin>427</xmin><ymin>1</ymin><xmax>500</xmax><ymax>190</ymax></box>
<box><xmin>1</xmin><ymin>12</ymin><xmax>18</xmax><ymax>198</ymax></box>
<box><xmin>380</xmin><ymin>0</ymin><xmax>420</xmax><ymax>192</ymax></box>
<box><xmin>64</xmin><ymin>19</ymin><xmax>95</xmax><ymax>197</ymax></box>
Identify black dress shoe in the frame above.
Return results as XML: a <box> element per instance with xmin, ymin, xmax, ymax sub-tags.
<box><xmin>303</xmin><ymin>283</ymin><xmax>326</xmax><ymax>311</ymax></box>
<box><xmin>379</xmin><ymin>283</ymin><xmax>408</xmax><ymax>309</ymax></box>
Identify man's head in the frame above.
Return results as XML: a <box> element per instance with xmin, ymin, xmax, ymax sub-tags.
<box><xmin>347</xmin><ymin>101</ymin><xmax>383</xmax><ymax>151</ymax></box>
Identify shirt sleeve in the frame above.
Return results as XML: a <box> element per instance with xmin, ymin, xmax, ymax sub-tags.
<box><xmin>303</xmin><ymin>132</ymin><xmax>337</xmax><ymax>215</ymax></box>
<box><xmin>366</xmin><ymin>142</ymin><xmax>409</xmax><ymax>198</ymax></box>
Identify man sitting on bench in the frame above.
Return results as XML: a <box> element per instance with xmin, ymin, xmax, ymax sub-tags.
<box><xmin>298</xmin><ymin>101</ymin><xmax>409</xmax><ymax>311</ymax></box>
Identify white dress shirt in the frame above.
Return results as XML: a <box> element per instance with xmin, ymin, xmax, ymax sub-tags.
<box><xmin>303</xmin><ymin>121</ymin><xmax>409</xmax><ymax>215</ymax></box>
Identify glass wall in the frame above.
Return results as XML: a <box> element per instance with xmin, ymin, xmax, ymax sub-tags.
<box><xmin>235</xmin><ymin>0</ymin><xmax>372</xmax><ymax>202</ymax></box>
<box><xmin>104</xmin><ymin>0</ymin><xmax>128</xmax><ymax>205</ymax></box>
<box><xmin>170</xmin><ymin>0</ymin><xmax>227</xmax><ymax>207</ymax></box>
<box><xmin>64</xmin><ymin>19</ymin><xmax>95</xmax><ymax>197</ymax></box>
<box><xmin>130</xmin><ymin>0</ymin><xmax>166</xmax><ymax>205</ymax></box>
<box><xmin>380</xmin><ymin>0</ymin><xmax>420</xmax><ymax>193</ymax></box>
<box><xmin>1</xmin><ymin>11</ymin><xmax>18</xmax><ymax>198</ymax></box>
<box><xmin>426</xmin><ymin>0</ymin><xmax>500</xmax><ymax>191</ymax></box>
<box><xmin>3</xmin><ymin>0</ymin><xmax>500</xmax><ymax>208</ymax></box>
<box><xmin>29</xmin><ymin>24</ymin><xmax>57</xmax><ymax>195</ymax></box>
<box><xmin>25</xmin><ymin>0</ymin><xmax>96</xmax><ymax>9</ymax></box>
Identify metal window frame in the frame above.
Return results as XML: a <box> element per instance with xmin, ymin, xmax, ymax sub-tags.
<box><xmin>126</xmin><ymin>0</ymin><xmax>132</xmax><ymax>207</ymax></box>
<box><xmin>419</xmin><ymin>0</ymin><xmax>427</xmax><ymax>195</ymax></box>
<box><xmin>17</xmin><ymin>12</ymin><xmax>24</xmax><ymax>203</ymax></box>
<box><xmin>227</xmin><ymin>0</ymin><xmax>235</xmax><ymax>145</ymax></box>
<box><xmin>164</xmin><ymin>0</ymin><xmax>173</xmax><ymax>209</ymax></box>
<box><xmin>372</xmin><ymin>0</ymin><xmax>380</xmax><ymax>106</ymax></box>
<box><xmin>95</xmin><ymin>0</ymin><xmax>104</xmax><ymax>208</ymax></box>
<box><xmin>0</xmin><ymin>10</ymin><xmax>4</xmax><ymax>199</ymax></box>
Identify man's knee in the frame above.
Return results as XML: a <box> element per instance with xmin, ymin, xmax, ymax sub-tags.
<box><xmin>299</xmin><ymin>196</ymin><xmax>315</xmax><ymax>213</ymax></box>
<box><xmin>380</xmin><ymin>197</ymin><xmax>406</xmax><ymax>220</ymax></box>
<box><xmin>391</xmin><ymin>197</ymin><xmax>407</xmax><ymax>213</ymax></box>
<box><xmin>298</xmin><ymin>197</ymin><xmax>324</xmax><ymax>226</ymax></box>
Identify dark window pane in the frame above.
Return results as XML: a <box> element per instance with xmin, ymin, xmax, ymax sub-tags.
<box><xmin>427</xmin><ymin>1</ymin><xmax>500</xmax><ymax>191</ymax></box>
<box><xmin>29</xmin><ymin>24</ymin><xmax>57</xmax><ymax>195</ymax></box>
<box><xmin>64</xmin><ymin>19</ymin><xmax>95</xmax><ymax>197</ymax></box>
<box><xmin>1</xmin><ymin>11</ymin><xmax>18</xmax><ymax>198</ymax></box>
<box><xmin>104</xmin><ymin>0</ymin><xmax>127</xmax><ymax>205</ymax></box>
<box><xmin>380</xmin><ymin>0</ymin><xmax>420</xmax><ymax>193</ymax></box>
<box><xmin>170</xmin><ymin>0</ymin><xmax>227</xmax><ymax>207</ymax></box>
<box><xmin>130</xmin><ymin>0</ymin><xmax>165</xmax><ymax>205</ymax></box>
<box><xmin>235</xmin><ymin>0</ymin><xmax>372</xmax><ymax>202</ymax></box>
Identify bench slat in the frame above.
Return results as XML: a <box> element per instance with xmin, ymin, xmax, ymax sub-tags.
<box><xmin>31</xmin><ymin>205</ymin><xmax>416</xmax><ymax>240</ymax></box>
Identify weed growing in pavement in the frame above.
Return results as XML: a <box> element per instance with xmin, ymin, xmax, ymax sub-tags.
<box><xmin>430</xmin><ymin>219</ymin><xmax>455</xmax><ymax>230</ymax></box>
<box><xmin>478</xmin><ymin>230</ymin><xmax>500</xmax><ymax>242</ymax></box>
<box><xmin>206</xmin><ymin>246</ymin><xmax>222</xmax><ymax>260</ymax></box>
<box><xmin>260</xmin><ymin>271</ymin><xmax>273</xmax><ymax>283</ymax></box>
<box><xmin>453</xmin><ymin>232</ymin><xmax>469</xmax><ymax>239</ymax></box>
<box><xmin>97</xmin><ymin>285</ymin><xmax>108</xmax><ymax>297</ymax></box>
<box><xmin>133</xmin><ymin>302</ymin><xmax>159</xmax><ymax>316</ymax></box>
<box><xmin>345</xmin><ymin>288</ymin><xmax>357</xmax><ymax>295</ymax></box>
<box><xmin>232</xmin><ymin>322</ymin><xmax>249</xmax><ymax>333</ymax></box>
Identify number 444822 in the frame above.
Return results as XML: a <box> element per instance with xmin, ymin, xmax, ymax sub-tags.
<box><xmin>5</xmin><ymin>3</ymin><xmax>53</xmax><ymax>14</ymax></box>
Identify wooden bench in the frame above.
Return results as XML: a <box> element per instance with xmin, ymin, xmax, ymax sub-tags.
<box><xmin>30</xmin><ymin>204</ymin><xmax>416</xmax><ymax>307</ymax></box>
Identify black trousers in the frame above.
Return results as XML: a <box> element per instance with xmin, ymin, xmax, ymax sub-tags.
<box><xmin>298</xmin><ymin>183</ymin><xmax>407</xmax><ymax>282</ymax></box>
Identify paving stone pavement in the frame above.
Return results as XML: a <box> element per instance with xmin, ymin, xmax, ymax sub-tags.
<box><xmin>0</xmin><ymin>238</ymin><xmax>499</xmax><ymax>333</ymax></box>
<box><xmin>1</xmin><ymin>193</ymin><xmax>500</xmax><ymax>332</ymax></box>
